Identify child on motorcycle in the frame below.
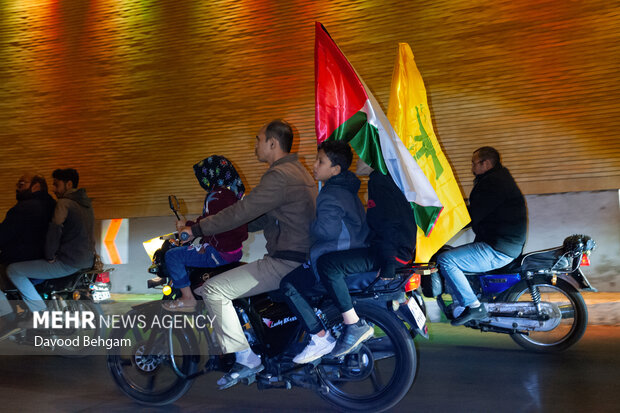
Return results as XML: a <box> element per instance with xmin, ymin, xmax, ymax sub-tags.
<box><xmin>279</xmin><ymin>140</ymin><xmax>369</xmax><ymax>364</ymax></box>
<box><xmin>162</xmin><ymin>155</ymin><xmax>248</xmax><ymax>312</ymax></box>
<box><xmin>315</xmin><ymin>163</ymin><xmax>417</xmax><ymax>357</ymax></box>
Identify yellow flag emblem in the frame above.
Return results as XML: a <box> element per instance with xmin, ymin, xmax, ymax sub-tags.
<box><xmin>388</xmin><ymin>43</ymin><xmax>471</xmax><ymax>262</ymax></box>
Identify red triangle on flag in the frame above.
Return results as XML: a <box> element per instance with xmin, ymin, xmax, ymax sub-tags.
<box><xmin>315</xmin><ymin>22</ymin><xmax>368</xmax><ymax>144</ymax></box>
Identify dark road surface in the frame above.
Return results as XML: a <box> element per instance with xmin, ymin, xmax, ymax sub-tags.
<box><xmin>0</xmin><ymin>324</ymin><xmax>617</xmax><ymax>412</ymax></box>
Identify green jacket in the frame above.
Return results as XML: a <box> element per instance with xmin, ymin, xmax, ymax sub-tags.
<box><xmin>192</xmin><ymin>154</ymin><xmax>317</xmax><ymax>261</ymax></box>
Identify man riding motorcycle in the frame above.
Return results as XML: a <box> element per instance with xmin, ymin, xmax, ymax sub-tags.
<box><xmin>179</xmin><ymin>119</ymin><xmax>317</xmax><ymax>389</ymax></box>
<box><xmin>7</xmin><ymin>168</ymin><xmax>95</xmax><ymax>323</ymax></box>
<box><xmin>437</xmin><ymin>146</ymin><xmax>527</xmax><ymax>325</ymax></box>
<box><xmin>0</xmin><ymin>173</ymin><xmax>56</xmax><ymax>333</ymax></box>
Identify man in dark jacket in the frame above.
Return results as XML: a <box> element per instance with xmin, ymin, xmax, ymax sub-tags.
<box><xmin>437</xmin><ymin>147</ymin><xmax>527</xmax><ymax>326</ymax></box>
<box><xmin>0</xmin><ymin>173</ymin><xmax>56</xmax><ymax>266</ymax></box>
<box><xmin>315</xmin><ymin>163</ymin><xmax>417</xmax><ymax>358</ymax></box>
<box><xmin>0</xmin><ymin>173</ymin><xmax>55</xmax><ymax>318</ymax></box>
<box><xmin>7</xmin><ymin>168</ymin><xmax>95</xmax><ymax>315</ymax></box>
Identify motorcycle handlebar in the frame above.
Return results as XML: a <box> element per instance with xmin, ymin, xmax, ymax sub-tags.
<box><xmin>158</xmin><ymin>232</ymin><xmax>190</xmax><ymax>242</ymax></box>
<box><xmin>159</xmin><ymin>233</ymin><xmax>178</xmax><ymax>241</ymax></box>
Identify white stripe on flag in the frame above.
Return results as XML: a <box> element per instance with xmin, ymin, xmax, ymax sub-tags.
<box><xmin>361</xmin><ymin>98</ymin><xmax>441</xmax><ymax>208</ymax></box>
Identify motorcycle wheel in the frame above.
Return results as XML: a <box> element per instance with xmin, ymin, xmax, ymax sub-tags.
<box><xmin>106</xmin><ymin>310</ymin><xmax>199</xmax><ymax>406</ymax></box>
<box><xmin>507</xmin><ymin>276</ymin><xmax>587</xmax><ymax>352</ymax></box>
<box><xmin>317</xmin><ymin>301</ymin><xmax>417</xmax><ymax>412</ymax></box>
<box><xmin>45</xmin><ymin>298</ymin><xmax>105</xmax><ymax>358</ymax></box>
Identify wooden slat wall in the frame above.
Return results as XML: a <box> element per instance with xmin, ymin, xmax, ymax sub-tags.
<box><xmin>0</xmin><ymin>0</ymin><xmax>618</xmax><ymax>219</ymax></box>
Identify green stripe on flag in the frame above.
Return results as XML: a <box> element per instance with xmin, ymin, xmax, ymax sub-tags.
<box><xmin>411</xmin><ymin>203</ymin><xmax>443</xmax><ymax>237</ymax></box>
<box><xmin>328</xmin><ymin>111</ymin><xmax>388</xmax><ymax>174</ymax></box>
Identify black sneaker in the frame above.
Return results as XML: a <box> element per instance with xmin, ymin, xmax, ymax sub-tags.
<box><xmin>330</xmin><ymin>319</ymin><xmax>374</xmax><ymax>357</ymax></box>
<box><xmin>216</xmin><ymin>363</ymin><xmax>264</xmax><ymax>390</ymax></box>
<box><xmin>450</xmin><ymin>305</ymin><xmax>488</xmax><ymax>326</ymax></box>
<box><xmin>445</xmin><ymin>303</ymin><xmax>465</xmax><ymax>321</ymax></box>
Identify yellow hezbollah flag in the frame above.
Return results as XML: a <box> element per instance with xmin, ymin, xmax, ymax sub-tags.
<box><xmin>387</xmin><ymin>43</ymin><xmax>470</xmax><ymax>262</ymax></box>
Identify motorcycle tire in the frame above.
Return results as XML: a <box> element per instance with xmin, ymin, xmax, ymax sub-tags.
<box><xmin>317</xmin><ymin>301</ymin><xmax>417</xmax><ymax>412</ymax></box>
<box><xmin>106</xmin><ymin>309</ymin><xmax>199</xmax><ymax>406</ymax></box>
<box><xmin>506</xmin><ymin>276</ymin><xmax>587</xmax><ymax>353</ymax></box>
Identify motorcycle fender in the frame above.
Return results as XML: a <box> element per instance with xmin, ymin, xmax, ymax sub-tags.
<box><xmin>560</xmin><ymin>270</ymin><xmax>597</xmax><ymax>292</ymax></box>
<box><xmin>355</xmin><ymin>297</ymin><xmax>429</xmax><ymax>339</ymax></box>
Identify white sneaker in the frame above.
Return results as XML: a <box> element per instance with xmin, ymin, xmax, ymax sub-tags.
<box><xmin>293</xmin><ymin>332</ymin><xmax>337</xmax><ymax>364</ymax></box>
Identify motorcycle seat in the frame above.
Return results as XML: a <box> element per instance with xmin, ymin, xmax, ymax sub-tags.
<box><xmin>516</xmin><ymin>247</ymin><xmax>570</xmax><ymax>273</ymax></box>
<box><xmin>30</xmin><ymin>268</ymin><xmax>91</xmax><ymax>286</ymax></box>
<box><xmin>267</xmin><ymin>271</ymin><xmax>382</xmax><ymax>303</ymax></box>
<box><xmin>472</xmin><ymin>246</ymin><xmax>569</xmax><ymax>276</ymax></box>
<box><xmin>346</xmin><ymin>271</ymin><xmax>383</xmax><ymax>292</ymax></box>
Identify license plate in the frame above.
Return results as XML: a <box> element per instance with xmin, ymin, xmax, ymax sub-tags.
<box><xmin>407</xmin><ymin>297</ymin><xmax>426</xmax><ymax>328</ymax></box>
<box><xmin>92</xmin><ymin>290</ymin><xmax>111</xmax><ymax>302</ymax></box>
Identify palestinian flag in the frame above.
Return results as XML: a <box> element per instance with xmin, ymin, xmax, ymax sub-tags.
<box><xmin>315</xmin><ymin>22</ymin><xmax>442</xmax><ymax>235</ymax></box>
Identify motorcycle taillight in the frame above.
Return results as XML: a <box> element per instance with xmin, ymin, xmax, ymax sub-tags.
<box><xmin>580</xmin><ymin>254</ymin><xmax>591</xmax><ymax>266</ymax></box>
<box><xmin>404</xmin><ymin>273</ymin><xmax>421</xmax><ymax>292</ymax></box>
<box><xmin>95</xmin><ymin>272</ymin><xmax>111</xmax><ymax>283</ymax></box>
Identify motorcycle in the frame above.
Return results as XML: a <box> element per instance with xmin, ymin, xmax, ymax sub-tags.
<box><xmin>106</xmin><ymin>196</ymin><xmax>430</xmax><ymax>412</ymax></box>
<box><xmin>422</xmin><ymin>234</ymin><xmax>596</xmax><ymax>352</ymax></box>
<box><xmin>1</xmin><ymin>260</ymin><xmax>112</xmax><ymax>355</ymax></box>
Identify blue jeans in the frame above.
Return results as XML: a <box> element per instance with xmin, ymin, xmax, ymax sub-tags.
<box><xmin>165</xmin><ymin>243</ymin><xmax>238</xmax><ymax>289</ymax></box>
<box><xmin>437</xmin><ymin>242</ymin><xmax>513</xmax><ymax>307</ymax></box>
<box><xmin>0</xmin><ymin>291</ymin><xmax>11</xmax><ymax>318</ymax></box>
<box><xmin>7</xmin><ymin>259</ymin><xmax>80</xmax><ymax>313</ymax></box>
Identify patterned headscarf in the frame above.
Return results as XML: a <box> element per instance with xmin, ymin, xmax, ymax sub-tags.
<box><xmin>193</xmin><ymin>155</ymin><xmax>245</xmax><ymax>199</ymax></box>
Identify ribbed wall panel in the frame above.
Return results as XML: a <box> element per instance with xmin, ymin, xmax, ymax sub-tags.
<box><xmin>0</xmin><ymin>0</ymin><xmax>618</xmax><ymax>218</ymax></box>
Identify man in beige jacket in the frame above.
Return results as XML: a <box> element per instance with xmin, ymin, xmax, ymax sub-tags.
<box><xmin>180</xmin><ymin>119</ymin><xmax>317</xmax><ymax>389</ymax></box>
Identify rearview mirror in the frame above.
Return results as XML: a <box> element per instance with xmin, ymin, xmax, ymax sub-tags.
<box><xmin>168</xmin><ymin>195</ymin><xmax>181</xmax><ymax>220</ymax></box>
<box><xmin>168</xmin><ymin>195</ymin><xmax>180</xmax><ymax>212</ymax></box>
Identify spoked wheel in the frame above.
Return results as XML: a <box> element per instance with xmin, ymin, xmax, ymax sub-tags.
<box><xmin>317</xmin><ymin>302</ymin><xmax>417</xmax><ymax>412</ymax></box>
<box><xmin>106</xmin><ymin>310</ymin><xmax>199</xmax><ymax>406</ymax></box>
<box><xmin>45</xmin><ymin>298</ymin><xmax>105</xmax><ymax>357</ymax></box>
<box><xmin>507</xmin><ymin>276</ymin><xmax>587</xmax><ymax>352</ymax></box>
